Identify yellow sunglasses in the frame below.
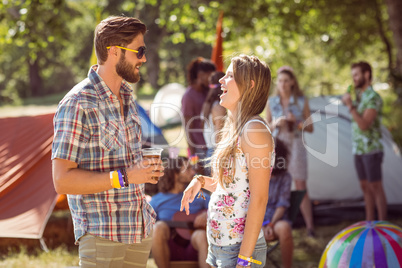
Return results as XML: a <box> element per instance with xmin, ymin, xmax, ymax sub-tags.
<box><xmin>106</xmin><ymin>45</ymin><xmax>146</xmax><ymax>59</ymax></box>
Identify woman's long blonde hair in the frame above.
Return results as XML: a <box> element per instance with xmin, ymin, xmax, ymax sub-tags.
<box><xmin>212</xmin><ymin>55</ymin><xmax>272</xmax><ymax>186</ymax></box>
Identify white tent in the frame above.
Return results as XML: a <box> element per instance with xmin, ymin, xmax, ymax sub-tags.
<box><xmin>304</xmin><ymin>96</ymin><xmax>402</xmax><ymax>205</ymax></box>
<box><xmin>150</xmin><ymin>83</ymin><xmax>186</xmax><ymax>128</ymax></box>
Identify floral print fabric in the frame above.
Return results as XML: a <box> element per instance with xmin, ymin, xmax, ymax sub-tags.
<box><xmin>351</xmin><ymin>86</ymin><xmax>383</xmax><ymax>155</ymax></box>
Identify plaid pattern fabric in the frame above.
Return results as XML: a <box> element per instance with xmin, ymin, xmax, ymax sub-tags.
<box><xmin>52</xmin><ymin>66</ymin><xmax>156</xmax><ymax>244</ymax></box>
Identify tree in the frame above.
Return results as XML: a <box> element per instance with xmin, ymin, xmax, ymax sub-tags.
<box><xmin>0</xmin><ymin>0</ymin><xmax>78</xmax><ymax>98</ymax></box>
<box><xmin>385</xmin><ymin>0</ymin><xmax>402</xmax><ymax>103</ymax></box>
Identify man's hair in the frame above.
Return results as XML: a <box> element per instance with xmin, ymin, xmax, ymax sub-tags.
<box><xmin>94</xmin><ymin>16</ymin><xmax>146</xmax><ymax>65</ymax></box>
<box><xmin>208</xmin><ymin>71</ymin><xmax>225</xmax><ymax>85</ymax></box>
<box><xmin>158</xmin><ymin>157</ymin><xmax>188</xmax><ymax>193</ymax></box>
<box><xmin>187</xmin><ymin>57</ymin><xmax>216</xmax><ymax>85</ymax></box>
<box><xmin>351</xmin><ymin>61</ymin><xmax>372</xmax><ymax>81</ymax></box>
<box><xmin>272</xmin><ymin>139</ymin><xmax>289</xmax><ymax>176</ymax></box>
<box><xmin>203</xmin><ymin>71</ymin><xmax>226</xmax><ymax>120</ymax></box>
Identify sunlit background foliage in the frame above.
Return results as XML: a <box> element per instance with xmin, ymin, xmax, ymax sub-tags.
<box><xmin>0</xmin><ymin>0</ymin><xmax>401</xmax><ymax>145</ymax></box>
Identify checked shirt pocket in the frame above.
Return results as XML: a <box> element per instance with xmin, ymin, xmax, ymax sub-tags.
<box><xmin>100</xmin><ymin>121</ymin><xmax>123</xmax><ymax>151</ymax></box>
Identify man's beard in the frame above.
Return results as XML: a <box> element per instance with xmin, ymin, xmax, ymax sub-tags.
<box><xmin>354</xmin><ymin>77</ymin><xmax>366</xmax><ymax>89</ymax></box>
<box><xmin>116</xmin><ymin>54</ymin><xmax>140</xmax><ymax>83</ymax></box>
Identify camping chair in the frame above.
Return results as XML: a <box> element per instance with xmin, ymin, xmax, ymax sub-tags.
<box><xmin>148</xmin><ymin>216</ymin><xmax>199</xmax><ymax>268</ymax></box>
<box><xmin>164</xmin><ymin>211</ymin><xmax>205</xmax><ymax>268</ymax></box>
<box><xmin>265</xmin><ymin>190</ymin><xmax>306</xmax><ymax>268</ymax></box>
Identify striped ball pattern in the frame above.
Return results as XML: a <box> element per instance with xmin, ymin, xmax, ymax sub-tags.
<box><xmin>319</xmin><ymin>221</ymin><xmax>402</xmax><ymax>268</ymax></box>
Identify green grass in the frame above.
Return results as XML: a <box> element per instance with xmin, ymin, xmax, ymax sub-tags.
<box><xmin>0</xmin><ymin>246</ymin><xmax>78</xmax><ymax>268</ymax></box>
<box><xmin>1</xmin><ymin>209</ymin><xmax>402</xmax><ymax>268</ymax></box>
<box><xmin>0</xmin><ymin>82</ymin><xmax>158</xmax><ymax>108</ymax></box>
<box><xmin>0</xmin><ymin>91</ymin><xmax>69</xmax><ymax>108</ymax></box>
<box><xmin>21</xmin><ymin>91</ymin><xmax>69</xmax><ymax>106</ymax></box>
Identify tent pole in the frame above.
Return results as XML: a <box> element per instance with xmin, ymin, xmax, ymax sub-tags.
<box><xmin>39</xmin><ymin>238</ymin><xmax>49</xmax><ymax>252</ymax></box>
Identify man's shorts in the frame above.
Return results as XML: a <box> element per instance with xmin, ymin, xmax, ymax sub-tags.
<box><xmin>354</xmin><ymin>152</ymin><xmax>384</xmax><ymax>182</ymax></box>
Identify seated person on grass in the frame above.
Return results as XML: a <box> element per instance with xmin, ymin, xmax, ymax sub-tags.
<box><xmin>263</xmin><ymin>139</ymin><xmax>294</xmax><ymax>268</ymax></box>
<box><xmin>150</xmin><ymin>157</ymin><xmax>210</xmax><ymax>268</ymax></box>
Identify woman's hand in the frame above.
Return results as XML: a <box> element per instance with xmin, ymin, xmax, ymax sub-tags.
<box><xmin>273</xmin><ymin>116</ymin><xmax>287</xmax><ymax>128</ymax></box>
<box><xmin>180</xmin><ymin>178</ymin><xmax>201</xmax><ymax>215</ymax></box>
<box><xmin>286</xmin><ymin>111</ymin><xmax>296</xmax><ymax>123</ymax></box>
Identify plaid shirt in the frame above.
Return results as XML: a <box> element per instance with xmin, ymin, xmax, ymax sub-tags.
<box><xmin>52</xmin><ymin>66</ymin><xmax>156</xmax><ymax>244</ymax></box>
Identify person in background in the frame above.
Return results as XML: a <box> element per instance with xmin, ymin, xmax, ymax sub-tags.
<box><xmin>181</xmin><ymin>54</ymin><xmax>274</xmax><ymax>268</ymax></box>
<box><xmin>266</xmin><ymin>66</ymin><xmax>315</xmax><ymax>237</ymax></box>
<box><xmin>342</xmin><ymin>61</ymin><xmax>387</xmax><ymax>221</ymax></box>
<box><xmin>150</xmin><ymin>157</ymin><xmax>210</xmax><ymax>268</ymax></box>
<box><xmin>263</xmin><ymin>139</ymin><xmax>293</xmax><ymax>268</ymax></box>
<box><xmin>181</xmin><ymin>57</ymin><xmax>216</xmax><ymax>175</ymax></box>
<box><xmin>51</xmin><ymin>16</ymin><xmax>164</xmax><ymax>267</ymax></box>
<box><xmin>201</xmin><ymin>71</ymin><xmax>227</xmax><ymax>175</ymax></box>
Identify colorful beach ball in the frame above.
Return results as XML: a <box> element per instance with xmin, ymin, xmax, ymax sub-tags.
<box><xmin>319</xmin><ymin>221</ymin><xmax>402</xmax><ymax>268</ymax></box>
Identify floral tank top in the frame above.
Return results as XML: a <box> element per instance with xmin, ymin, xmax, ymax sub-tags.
<box><xmin>207</xmin><ymin>119</ymin><xmax>275</xmax><ymax>246</ymax></box>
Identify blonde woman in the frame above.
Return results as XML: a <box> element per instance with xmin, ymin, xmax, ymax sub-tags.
<box><xmin>266</xmin><ymin>66</ymin><xmax>315</xmax><ymax>236</ymax></box>
<box><xmin>181</xmin><ymin>55</ymin><xmax>274</xmax><ymax>268</ymax></box>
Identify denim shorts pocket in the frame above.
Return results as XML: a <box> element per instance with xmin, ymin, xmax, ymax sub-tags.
<box><xmin>251</xmin><ymin>237</ymin><xmax>267</xmax><ymax>267</ymax></box>
<box><xmin>220</xmin><ymin>243</ymin><xmax>240</xmax><ymax>254</ymax></box>
<box><xmin>207</xmin><ymin>243</ymin><xmax>240</xmax><ymax>268</ymax></box>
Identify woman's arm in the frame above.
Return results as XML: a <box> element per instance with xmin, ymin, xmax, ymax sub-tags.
<box><xmin>180</xmin><ymin>175</ymin><xmax>216</xmax><ymax>215</ymax></box>
<box><xmin>301</xmin><ymin>97</ymin><xmax>314</xmax><ymax>133</ymax></box>
<box><xmin>238</xmin><ymin>121</ymin><xmax>274</xmax><ymax>258</ymax></box>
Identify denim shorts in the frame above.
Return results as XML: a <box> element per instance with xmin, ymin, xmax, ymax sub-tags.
<box><xmin>354</xmin><ymin>152</ymin><xmax>383</xmax><ymax>182</ymax></box>
<box><xmin>206</xmin><ymin>236</ymin><xmax>267</xmax><ymax>268</ymax></box>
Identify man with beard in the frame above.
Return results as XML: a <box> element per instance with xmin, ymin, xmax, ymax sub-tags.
<box><xmin>342</xmin><ymin>61</ymin><xmax>387</xmax><ymax>221</ymax></box>
<box><xmin>181</xmin><ymin>58</ymin><xmax>216</xmax><ymax>175</ymax></box>
<box><xmin>150</xmin><ymin>157</ymin><xmax>210</xmax><ymax>268</ymax></box>
<box><xmin>51</xmin><ymin>16</ymin><xmax>164</xmax><ymax>267</ymax></box>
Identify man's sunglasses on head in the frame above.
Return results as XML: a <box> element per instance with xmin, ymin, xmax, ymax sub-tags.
<box><xmin>106</xmin><ymin>45</ymin><xmax>146</xmax><ymax>59</ymax></box>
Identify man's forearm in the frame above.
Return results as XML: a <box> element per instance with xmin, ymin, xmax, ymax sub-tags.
<box><xmin>271</xmin><ymin>206</ymin><xmax>286</xmax><ymax>225</ymax></box>
<box><xmin>53</xmin><ymin>162</ymin><xmax>112</xmax><ymax>195</ymax></box>
<box><xmin>350</xmin><ymin>108</ymin><xmax>370</xmax><ymax>131</ymax></box>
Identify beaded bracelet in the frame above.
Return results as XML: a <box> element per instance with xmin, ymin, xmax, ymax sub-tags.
<box><xmin>193</xmin><ymin>174</ymin><xmax>206</xmax><ymax>200</ymax></box>
<box><xmin>120</xmin><ymin>168</ymin><xmax>129</xmax><ymax>187</ymax></box>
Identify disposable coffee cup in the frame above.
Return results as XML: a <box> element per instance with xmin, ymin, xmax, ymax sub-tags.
<box><xmin>142</xmin><ymin>148</ymin><xmax>163</xmax><ymax>180</ymax></box>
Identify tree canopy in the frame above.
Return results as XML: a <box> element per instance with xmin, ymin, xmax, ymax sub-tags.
<box><xmin>0</xmin><ymin>0</ymin><xmax>401</xmax><ymax>104</ymax></box>
<box><xmin>1</xmin><ymin>0</ymin><xmax>401</xmax><ymax>145</ymax></box>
